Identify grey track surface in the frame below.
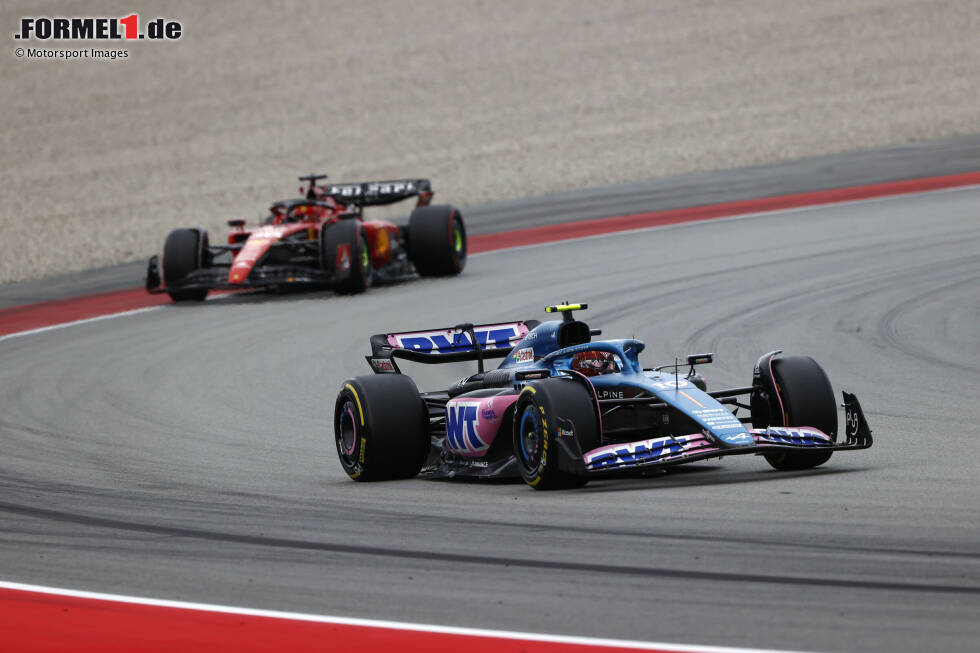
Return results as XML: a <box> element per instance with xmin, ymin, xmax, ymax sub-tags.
<box><xmin>3</xmin><ymin>133</ymin><xmax>980</xmax><ymax>309</ymax></box>
<box><xmin>2</xmin><ymin>188</ymin><xmax>979</xmax><ymax>652</ymax></box>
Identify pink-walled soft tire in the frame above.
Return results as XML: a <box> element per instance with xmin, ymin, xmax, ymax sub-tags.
<box><xmin>334</xmin><ymin>375</ymin><xmax>429</xmax><ymax>481</ymax></box>
<box><xmin>759</xmin><ymin>356</ymin><xmax>837</xmax><ymax>470</ymax></box>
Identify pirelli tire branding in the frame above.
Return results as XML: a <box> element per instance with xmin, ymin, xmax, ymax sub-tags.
<box><xmin>538</xmin><ymin>406</ymin><xmax>549</xmax><ymax>470</ymax></box>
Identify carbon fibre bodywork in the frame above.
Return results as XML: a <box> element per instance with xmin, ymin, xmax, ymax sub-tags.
<box><xmin>146</xmin><ymin>175</ymin><xmax>464</xmax><ymax>298</ymax></box>
<box><xmin>353</xmin><ymin>304</ymin><xmax>872</xmax><ymax>484</ymax></box>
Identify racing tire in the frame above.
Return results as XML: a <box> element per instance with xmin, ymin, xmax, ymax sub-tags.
<box><xmin>408</xmin><ymin>205</ymin><xmax>466</xmax><ymax>277</ymax></box>
<box><xmin>334</xmin><ymin>375</ymin><xmax>429</xmax><ymax>481</ymax></box>
<box><xmin>145</xmin><ymin>255</ymin><xmax>161</xmax><ymax>292</ymax></box>
<box><xmin>322</xmin><ymin>219</ymin><xmax>373</xmax><ymax>294</ymax></box>
<box><xmin>162</xmin><ymin>228</ymin><xmax>209</xmax><ymax>302</ymax></box>
<box><xmin>512</xmin><ymin>378</ymin><xmax>599</xmax><ymax>490</ymax></box>
<box><xmin>759</xmin><ymin>356</ymin><xmax>837</xmax><ymax>471</ymax></box>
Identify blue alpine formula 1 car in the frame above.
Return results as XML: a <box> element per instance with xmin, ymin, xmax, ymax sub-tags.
<box><xmin>333</xmin><ymin>303</ymin><xmax>872</xmax><ymax>489</ymax></box>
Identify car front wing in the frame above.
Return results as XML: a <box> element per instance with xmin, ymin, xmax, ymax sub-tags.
<box><xmin>581</xmin><ymin>392</ymin><xmax>873</xmax><ymax>475</ymax></box>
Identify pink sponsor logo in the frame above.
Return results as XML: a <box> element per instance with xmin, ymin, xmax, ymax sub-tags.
<box><xmin>444</xmin><ymin>395</ymin><xmax>518</xmax><ymax>456</ymax></box>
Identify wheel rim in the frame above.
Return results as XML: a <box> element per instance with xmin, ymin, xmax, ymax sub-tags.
<box><xmin>453</xmin><ymin>223</ymin><xmax>463</xmax><ymax>253</ymax></box>
<box><xmin>337</xmin><ymin>401</ymin><xmax>358</xmax><ymax>460</ymax></box>
<box><xmin>358</xmin><ymin>229</ymin><xmax>373</xmax><ymax>286</ymax></box>
<box><xmin>452</xmin><ymin>217</ymin><xmax>466</xmax><ymax>265</ymax></box>
<box><xmin>517</xmin><ymin>405</ymin><xmax>542</xmax><ymax>471</ymax></box>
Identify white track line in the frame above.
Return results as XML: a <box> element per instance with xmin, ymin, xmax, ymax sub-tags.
<box><xmin>0</xmin><ymin>307</ymin><xmax>163</xmax><ymax>344</ymax></box>
<box><xmin>7</xmin><ymin>188</ymin><xmax>950</xmax><ymax>648</ymax></box>
<box><xmin>0</xmin><ymin>580</ymin><xmax>816</xmax><ymax>653</ymax></box>
<box><xmin>0</xmin><ymin>291</ymin><xmax>239</xmax><ymax>343</ymax></box>
<box><xmin>3</xmin><ymin>183</ymin><xmax>978</xmax><ymax>343</ymax></box>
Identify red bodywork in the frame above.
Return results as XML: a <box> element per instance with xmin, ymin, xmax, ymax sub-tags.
<box><xmin>224</xmin><ymin>186</ymin><xmax>431</xmax><ymax>286</ymax></box>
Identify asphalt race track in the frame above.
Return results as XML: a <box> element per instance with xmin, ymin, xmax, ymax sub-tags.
<box><xmin>1</xmin><ymin>188</ymin><xmax>979</xmax><ymax>652</ymax></box>
<box><xmin>5</xmin><ymin>133</ymin><xmax>980</xmax><ymax>308</ymax></box>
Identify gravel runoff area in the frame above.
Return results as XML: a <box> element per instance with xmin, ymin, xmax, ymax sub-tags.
<box><xmin>2</xmin><ymin>0</ymin><xmax>978</xmax><ymax>285</ymax></box>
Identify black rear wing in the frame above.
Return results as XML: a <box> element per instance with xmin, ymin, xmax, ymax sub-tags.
<box><xmin>366</xmin><ymin>320</ymin><xmax>539</xmax><ymax>374</ymax></box>
<box><xmin>308</xmin><ymin>178</ymin><xmax>434</xmax><ymax>207</ymax></box>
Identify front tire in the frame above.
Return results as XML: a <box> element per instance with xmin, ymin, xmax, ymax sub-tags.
<box><xmin>512</xmin><ymin>378</ymin><xmax>598</xmax><ymax>490</ymax></box>
<box><xmin>756</xmin><ymin>355</ymin><xmax>837</xmax><ymax>471</ymax></box>
<box><xmin>162</xmin><ymin>228</ymin><xmax>209</xmax><ymax>302</ymax></box>
<box><xmin>322</xmin><ymin>220</ymin><xmax>373</xmax><ymax>294</ymax></box>
<box><xmin>334</xmin><ymin>375</ymin><xmax>429</xmax><ymax>481</ymax></box>
<box><xmin>408</xmin><ymin>205</ymin><xmax>466</xmax><ymax>277</ymax></box>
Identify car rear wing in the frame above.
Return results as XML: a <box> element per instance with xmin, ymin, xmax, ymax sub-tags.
<box><xmin>366</xmin><ymin>320</ymin><xmax>539</xmax><ymax>374</ymax></box>
<box><xmin>310</xmin><ymin>178</ymin><xmax>434</xmax><ymax>207</ymax></box>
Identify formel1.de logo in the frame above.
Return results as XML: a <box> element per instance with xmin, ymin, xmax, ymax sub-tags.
<box><xmin>15</xmin><ymin>15</ymin><xmax>182</xmax><ymax>41</ymax></box>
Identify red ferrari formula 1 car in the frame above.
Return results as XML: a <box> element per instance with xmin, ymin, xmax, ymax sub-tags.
<box><xmin>145</xmin><ymin>174</ymin><xmax>466</xmax><ymax>301</ymax></box>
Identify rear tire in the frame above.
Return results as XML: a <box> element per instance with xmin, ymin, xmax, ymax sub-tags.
<box><xmin>162</xmin><ymin>228</ymin><xmax>208</xmax><ymax>302</ymax></box>
<box><xmin>408</xmin><ymin>205</ymin><xmax>466</xmax><ymax>276</ymax></box>
<box><xmin>334</xmin><ymin>375</ymin><xmax>429</xmax><ymax>481</ymax></box>
<box><xmin>757</xmin><ymin>356</ymin><xmax>837</xmax><ymax>471</ymax></box>
<box><xmin>512</xmin><ymin>378</ymin><xmax>598</xmax><ymax>490</ymax></box>
<box><xmin>322</xmin><ymin>220</ymin><xmax>373</xmax><ymax>293</ymax></box>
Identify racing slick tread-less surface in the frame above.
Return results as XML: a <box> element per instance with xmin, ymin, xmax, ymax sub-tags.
<box><xmin>1</xmin><ymin>188</ymin><xmax>980</xmax><ymax>652</ymax></box>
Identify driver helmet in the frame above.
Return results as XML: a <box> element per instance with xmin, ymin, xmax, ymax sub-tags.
<box><xmin>571</xmin><ymin>351</ymin><xmax>618</xmax><ymax>377</ymax></box>
<box><xmin>284</xmin><ymin>204</ymin><xmax>311</xmax><ymax>223</ymax></box>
